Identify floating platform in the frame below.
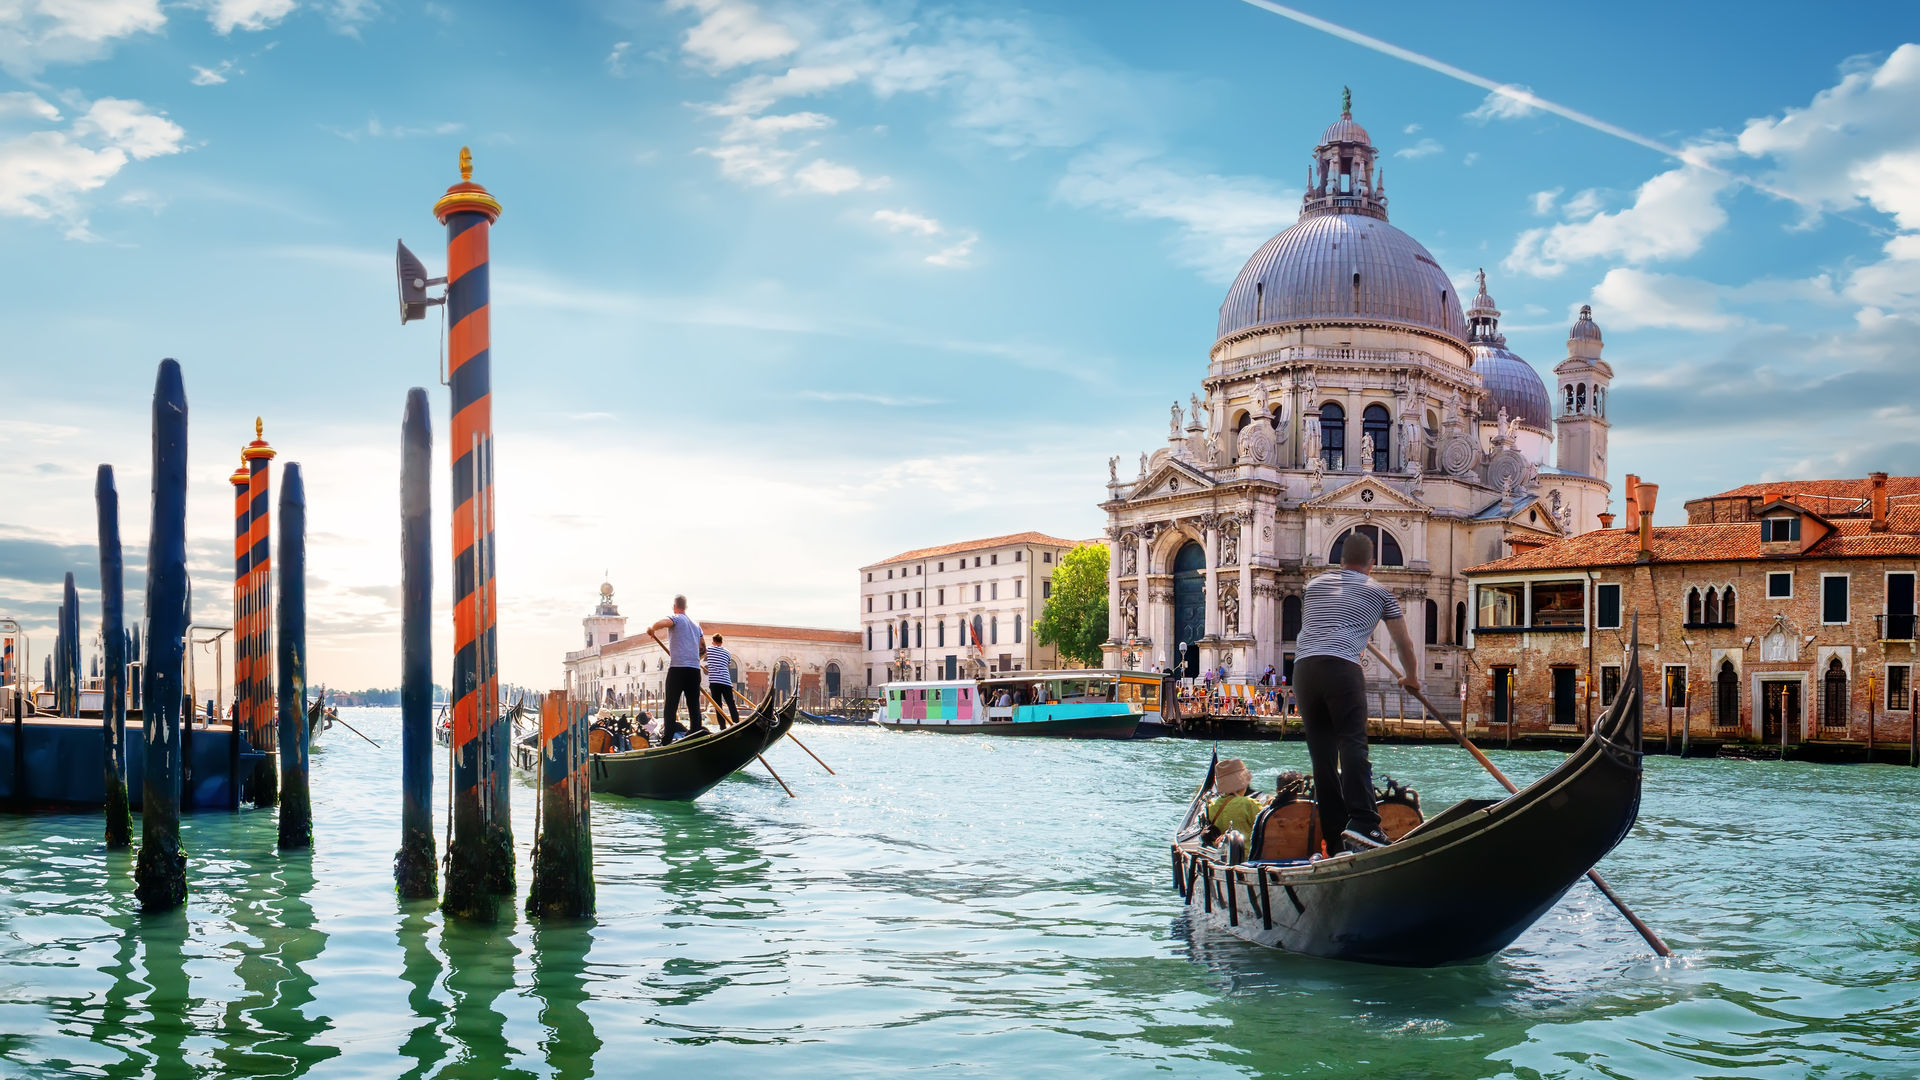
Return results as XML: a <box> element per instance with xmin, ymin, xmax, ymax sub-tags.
<box><xmin>0</xmin><ymin>715</ymin><xmax>262</xmax><ymax>810</ymax></box>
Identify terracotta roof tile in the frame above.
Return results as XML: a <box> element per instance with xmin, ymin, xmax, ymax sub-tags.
<box><xmin>869</xmin><ymin>531</ymin><xmax>1085</xmax><ymax>567</ymax></box>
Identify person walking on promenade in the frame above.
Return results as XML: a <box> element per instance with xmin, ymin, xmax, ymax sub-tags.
<box><xmin>1294</xmin><ymin>533</ymin><xmax>1421</xmax><ymax>854</ymax></box>
<box><xmin>648</xmin><ymin>595</ymin><xmax>708</xmax><ymax>745</ymax></box>
<box><xmin>705</xmin><ymin>633</ymin><xmax>739</xmax><ymax>727</ymax></box>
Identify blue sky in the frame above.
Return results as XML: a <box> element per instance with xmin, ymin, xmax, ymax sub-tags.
<box><xmin>2</xmin><ymin>0</ymin><xmax>1918</xmax><ymax>687</ymax></box>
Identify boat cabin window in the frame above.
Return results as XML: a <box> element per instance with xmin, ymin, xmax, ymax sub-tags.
<box><xmin>1530</xmin><ymin>581</ymin><xmax>1585</xmax><ymax>627</ymax></box>
<box><xmin>1476</xmin><ymin>584</ymin><xmax>1523</xmax><ymax>628</ymax></box>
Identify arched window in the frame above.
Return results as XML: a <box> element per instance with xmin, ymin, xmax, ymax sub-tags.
<box><xmin>1329</xmin><ymin>525</ymin><xmax>1404</xmax><ymax>568</ymax></box>
<box><xmin>1703</xmin><ymin>587</ymin><xmax>1719</xmax><ymax>625</ymax></box>
<box><xmin>1281</xmin><ymin>595</ymin><xmax>1302</xmax><ymax>641</ymax></box>
<box><xmin>1722</xmin><ymin>586</ymin><xmax>1736</xmax><ymax>625</ymax></box>
<box><xmin>1319</xmin><ymin>403</ymin><xmax>1346</xmax><ymax>470</ymax></box>
<box><xmin>1424</xmin><ymin>598</ymin><xmax>1438</xmax><ymax>645</ymax></box>
<box><xmin>1576</xmin><ymin>384</ymin><xmax>1587</xmax><ymax>413</ymax></box>
<box><xmin>1362</xmin><ymin>404</ymin><xmax>1392</xmax><ymax>471</ymax></box>
<box><xmin>825</xmin><ymin>662</ymin><xmax>842</xmax><ymax>699</ymax></box>
<box><xmin>1716</xmin><ymin>660</ymin><xmax>1738</xmax><ymax>725</ymax></box>
<box><xmin>1824</xmin><ymin>658</ymin><xmax>1848</xmax><ymax>728</ymax></box>
<box><xmin>1455</xmin><ymin>601</ymin><xmax>1467</xmax><ymax>645</ymax></box>
<box><xmin>1687</xmin><ymin>587</ymin><xmax>1703</xmax><ymax>624</ymax></box>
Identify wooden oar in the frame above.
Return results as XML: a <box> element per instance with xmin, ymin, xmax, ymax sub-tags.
<box><xmin>1366</xmin><ymin>643</ymin><xmax>1672</xmax><ymax>958</ymax></box>
<box><xmin>730</xmin><ymin>686</ymin><xmax>835</xmax><ymax>775</ymax></box>
<box><xmin>647</xmin><ymin>629</ymin><xmax>794</xmax><ymax>798</ymax></box>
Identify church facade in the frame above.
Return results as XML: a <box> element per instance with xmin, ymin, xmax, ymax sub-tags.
<box><xmin>1098</xmin><ymin>94</ymin><xmax>1615</xmax><ymax>702</ymax></box>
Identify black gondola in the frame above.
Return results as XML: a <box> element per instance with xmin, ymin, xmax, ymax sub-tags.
<box><xmin>1170</xmin><ymin>643</ymin><xmax>1646</xmax><ymax>967</ymax></box>
<box><xmin>587</xmin><ymin>694</ymin><xmax>796</xmax><ymax>801</ymax></box>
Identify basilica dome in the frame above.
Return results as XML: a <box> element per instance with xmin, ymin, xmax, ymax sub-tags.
<box><xmin>1216</xmin><ymin>97</ymin><xmax>1468</xmax><ymax>345</ymax></box>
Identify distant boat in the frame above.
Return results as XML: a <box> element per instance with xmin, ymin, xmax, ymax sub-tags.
<box><xmin>878</xmin><ymin>670</ymin><xmax>1141</xmax><ymax>739</ymax></box>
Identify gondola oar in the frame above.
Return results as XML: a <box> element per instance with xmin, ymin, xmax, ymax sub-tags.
<box><xmin>731</xmin><ymin>686</ymin><xmax>835</xmax><ymax>775</ymax></box>
<box><xmin>1366</xmin><ymin>642</ymin><xmax>1673</xmax><ymax>958</ymax></box>
<box><xmin>647</xmin><ymin>629</ymin><xmax>794</xmax><ymax>798</ymax></box>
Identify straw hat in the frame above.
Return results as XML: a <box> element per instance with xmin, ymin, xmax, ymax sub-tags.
<box><xmin>1215</xmin><ymin>758</ymin><xmax>1251</xmax><ymax>796</ymax></box>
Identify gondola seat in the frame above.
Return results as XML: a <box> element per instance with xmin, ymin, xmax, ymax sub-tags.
<box><xmin>1250</xmin><ymin>800</ymin><xmax>1320</xmax><ymax>861</ymax></box>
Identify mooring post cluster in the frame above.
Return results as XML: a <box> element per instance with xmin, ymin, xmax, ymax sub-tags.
<box><xmin>96</xmin><ymin>466</ymin><xmax>131</xmax><ymax>850</ymax></box>
<box><xmin>134</xmin><ymin>359</ymin><xmax>190</xmax><ymax>913</ymax></box>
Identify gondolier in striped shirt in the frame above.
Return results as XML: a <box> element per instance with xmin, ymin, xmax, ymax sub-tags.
<box><xmin>1295</xmin><ymin>532</ymin><xmax>1422</xmax><ymax>854</ymax></box>
<box><xmin>704</xmin><ymin>633</ymin><xmax>739</xmax><ymax>728</ymax></box>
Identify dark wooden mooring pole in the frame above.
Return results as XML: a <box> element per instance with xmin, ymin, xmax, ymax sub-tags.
<box><xmin>135</xmin><ymin>359</ymin><xmax>189</xmax><ymax>913</ymax></box>
<box><xmin>435</xmin><ymin>147</ymin><xmax>512</xmax><ymax>915</ymax></box>
<box><xmin>277</xmin><ymin>463</ymin><xmax>312</xmax><ymax>850</ymax></box>
<box><xmin>395</xmin><ymin>388</ymin><xmax>438</xmax><ymax>899</ymax></box>
<box><xmin>527</xmin><ymin>689</ymin><xmax>594</xmax><ymax>919</ymax></box>
<box><xmin>97</xmin><ymin>466</ymin><xmax>131</xmax><ymax>849</ymax></box>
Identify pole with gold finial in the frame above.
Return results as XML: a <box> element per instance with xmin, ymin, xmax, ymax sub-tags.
<box><xmin>434</xmin><ymin>145</ymin><xmax>510</xmax><ymax>918</ymax></box>
<box><xmin>244</xmin><ymin>418</ymin><xmax>277</xmax><ymax>806</ymax></box>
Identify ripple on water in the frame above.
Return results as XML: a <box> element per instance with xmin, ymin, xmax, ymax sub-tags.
<box><xmin>1</xmin><ymin>711</ymin><xmax>1917</xmax><ymax>1078</ymax></box>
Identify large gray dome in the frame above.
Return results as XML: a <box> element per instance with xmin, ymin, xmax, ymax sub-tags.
<box><xmin>1471</xmin><ymin>342</ymin><xmax>1553</xmax><ymax>432</ymax></box>
<box><xmin>1216</xmin><ymin>214</ymin><xmax>1470</xmax><ymax>343</ymax></box>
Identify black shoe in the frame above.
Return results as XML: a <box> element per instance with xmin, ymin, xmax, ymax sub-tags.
<box><xmin>1342</xmin><ymin>827</ymin><xmax>1389</xmax><ymax>853</ymax></box>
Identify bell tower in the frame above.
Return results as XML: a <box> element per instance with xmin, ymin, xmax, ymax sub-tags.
<box><xmin>1553</xmin><ymin>305</ymin><xmax>1611</xmax><ymax>478</ymax></box>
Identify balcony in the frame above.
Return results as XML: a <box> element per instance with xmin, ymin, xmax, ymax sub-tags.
<box><xmin>1878</xmin><ymin>613</ymin><xmax>1917</xmax><ymax>641</ymax></box>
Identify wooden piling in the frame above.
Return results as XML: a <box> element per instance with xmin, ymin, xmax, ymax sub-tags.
<box><xmin>395</xmin><ymin>388</ymin><xmax>438</xmax><ymax>900</ymax></box>
<box><xmin>97</xmin><ymin>465</ymin><xmax>131</xmax><ymax>849</ymax></box>
<box><xmin>134</xmin><ymin>359</ymin><xmax>189</xmax><ymax>914</ymax></box>
<box><xmin>277</xmin><ymin>463</ymin><xmax>312</xmax><ymax>851</ymax></box>
<box><xmin>528</xmin><ymin>689</ymin><xmax>593</xmax><ymax>919</ymax></box>
<box><xmin>245</xmin><ymin>420</ymin><xmax>278</xmax><ymax>808</ymax></box>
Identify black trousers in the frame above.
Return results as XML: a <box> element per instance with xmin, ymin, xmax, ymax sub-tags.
<box><xmin>1294</xmin><ymin>655</ymin><xmax>1379</xmax><ymax>841</ymax></box>
<box><xmin>710</xmin><ymin>683</ymin><xmax>740</xmax><ymax>726</ymax></box>
<box><xmin>663</xmin><ymin>666</ymin><xmax>705</xmax><ymax>742</ymax></box>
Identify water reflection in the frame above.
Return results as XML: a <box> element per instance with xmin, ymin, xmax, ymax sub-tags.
<box><xmin>530</xmin><ymin>921</ymin><xmax>601</xmax><ymax>1079</ymax></box>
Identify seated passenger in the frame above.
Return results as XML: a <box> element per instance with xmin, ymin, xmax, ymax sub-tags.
<box><xmin>1205</xmin><ymin>758</ymin><xmax>1262</xmax><ymax>843</ymax></box>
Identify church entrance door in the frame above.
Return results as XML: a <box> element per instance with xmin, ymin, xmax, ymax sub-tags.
<box><xmin>1173</xmin><ymin>541</ymin><xmax>1205</xmax><ymax>679</ymax></box>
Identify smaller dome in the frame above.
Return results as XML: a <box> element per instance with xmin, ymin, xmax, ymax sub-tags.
<box><xmin>1570</xmin><ymin>304</ymin><xmax>1603</xmax><ymax>343</ymax></box>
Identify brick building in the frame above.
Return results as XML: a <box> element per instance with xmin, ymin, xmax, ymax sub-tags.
<box><xmin>1461</xmin><ymin>474</ymin><xmax>1920</xmax><ymax>746</ymax></box>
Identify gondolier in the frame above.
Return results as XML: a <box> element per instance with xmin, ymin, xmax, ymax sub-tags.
<box><xmin>705</xmin><ymin>633</ymin><xmax>739</xmax><ymax>727</ymax></box>
<box><xmin>1295</xmin><ymin>532</ymin><xmax>1421</xmax><ymax>853</ymax></box>
<box><xmin>648</xmin><ymin>595</ymin><xmax>709</xmax><ymax>745</ymax></box>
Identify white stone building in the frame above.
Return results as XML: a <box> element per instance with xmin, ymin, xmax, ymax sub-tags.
<box><xmin>858</xmin><ymin>532</ymin><xmax>1082</xmax><ymax>687</ymax></box>
<box><xmin>562</xmin><ymin>583</ymin><xmax>860</xmax><ymax>710</ymax></box>
<box><xmin>1098</xmin><ymin>94</ymin><xmax>1614</xmax><ymax>700</ymax></box>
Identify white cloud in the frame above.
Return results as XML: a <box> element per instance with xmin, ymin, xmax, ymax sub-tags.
<box><xmin>0</xmin><ymin>97</ymin><xmax>185</xmax><ymax>234</ymax></box>
<box><xmin>0</xmin><ymin>0</ymin><xmax>165</xmax><ymax>76</ymax></box>
<box><xmin>197</xmin><ymin>0</ymin><xmax>297</xmax><ymax>34</ymax></box>
<box><xmin>793</xmin><ymin>158</ymin><xmax>884</xmax><ymax>194</ymax></box>
<box><xmin>1504</xmin><ymin>165</ymin><xmax>1730</xmax><ymax>277</ymax></box>
<box><xmin>1056</xmin><ymin>145</ymin><xmax>1296</xmax><ymax>282</ymax></box>
<box><xmin>1529</xmin><ymin>187</ymin><xmax>1561</xmax><ymax>215</ymax></box>
<box><xmin>667</xmin><ymin>0</ymin><xmax>797</xmax><ymax>70</ymax></box>
<box><xmin>1466</xmin><ymin>84</ymin><xmax>1539</xmax><ymax>122</ymax></box>
<box><xmin>1393</xmin><ymin>137</ymin><xmax>1442</xmax><ymax>159</ymax></box>
<box><xmin>191</xmin><ymin>60</ymin><xmax>236</xmax><ymax>85</ymax></box>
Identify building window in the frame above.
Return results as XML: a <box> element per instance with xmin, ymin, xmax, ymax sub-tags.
<box><xmin>1715</xmin><ymin>660</ymin><xmax>1739</xmax><ymax>727</ymax></box>
<box><xmin>1596</xmin><ymin>583</ymin><xmax>1622</xmax><ymax>629</ymax></box>
<box><xmin>1319</xmin><ymin>402</ymin><xmax>1346</xmax><ymax>470</ymax></box>
<box><xmin>1282</xmin><ymin>595</ymin><xmax>1302</xmax><ymax>641</ymax></box>
<box><xmin>1664</xmin><ymin>666</ymin><xmax>1688</xmax><ymax>708</ymax></box>
<box><xmin>1477</xmin><ymin>584</ymin><xmax>1523</xmax><ymax>628</ymax></box>
<box><xmin>1042</xmin><ymin>581</ymin><xmax>1051</xmax><ymax>599</ymax></box>
<box><xmin>1424</xmin><ymin>598</ymin><xmax>1438</xmax><ymax>645</ymax></box>
<box><xmin>1329</xmin><ymin>525</ymin><xmax>1403</xmax><ymax>567</ymax></box>
<box><xmin>1822</xmin><ymin>657</ymin><xmax>1849</xmax><ymax>728</ymax></box>
<box><xmin>1890</xmin><ymin>665</ymin><xmax>1911</xmax><ymax>711</ymax></box>
<box><xmin>1761</xmin><ymin>516</ymin><xmax>1800</xmax><ymax>542</ymax></box>
<box><xmin>1822</xmin><ymin>574</ymin><xmax>1850</xmax><ymax>624</ymax></box>
<box><xmin>1600</xmin><ymin>665</ymin><xmax>1621</xmax><ymax>706</ymax></box>
<box><xmin>1362</xmin><ymin>403</ymin><xmax>1392</xmax><ymax>471</ymax></box>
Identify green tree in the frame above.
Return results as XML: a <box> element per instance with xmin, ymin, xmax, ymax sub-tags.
<box><xmin>1033</xmin><ymin>543</ymin><xmax>1109</xmax><ymax>668</ymax></box>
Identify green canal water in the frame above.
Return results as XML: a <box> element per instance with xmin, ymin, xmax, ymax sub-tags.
<box><xmin>1</xmin><ymin>708</ymin><xmax>1916</xmax><ymax>1079</ymax></box>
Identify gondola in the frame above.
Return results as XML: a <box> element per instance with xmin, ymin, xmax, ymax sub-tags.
<box><xmin>1170</xmin><ymin>643</ymin><xmax>1646</xmax><ymax>967</ymax></box>
<box><xmin>588</xmin><ymin>694</ymin><xmax>796</xmax><ymax>801</ymax></box>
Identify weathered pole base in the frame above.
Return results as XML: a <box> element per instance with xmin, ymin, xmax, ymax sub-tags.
<box><xmin>526</xmin><ymin>832</ymin><xmax>595</xmax><ymax>919</ymax></box>
<box><xmin>442</xmin><ymin>836</ymin><xmax>498</xmax><ymax>921</ymax></box>
<box><xmin>250</xmin><ymin>758</ymin><xmax>278</xmax><ymax>809</ymax></box>
<box><xmin>394</xmin><ymin>826</ymin><xmax>438</xmax><ymax>900</ymax></box>
<box><xmin>278</xmin><ymin>775</ymin><xmax>312</xmax><ymax>850</ymax></box>
<box><xmin>482</xmin><ymin>820</ymin><xmax>515</xmax><ymax>895</ymax></box>
<box><xmin>104</xmin><ymin>782</ymin><xmax>132</xmax><ymax>850</ymax></box>
<box><xmin>134</xmin><ymin>841</ymin><xmax>187</xmax><ymax>913</ymax></box>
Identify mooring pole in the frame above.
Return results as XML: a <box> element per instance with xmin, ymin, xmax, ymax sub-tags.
<box><xmin>434</xmin><ymin>146</ymin><xmax>512</xmax><ymax>910</ymax></box>
<box><xmin>98</xmin><ymin>466</ymin><xmax>131</xmax><ymax>849</ymax></box>
<box><xmin>395</xmin><ymin>388</ymin><xmax>438</xmax><ymax>899</ymax></box>
<box><xmin>134</xmin><ymin>359</ymin><xmax>189</xmax><ymax>914</ymax></box>
<box><xmin>245</xmin><ymin>420</ymin><xmax>277</xmax><ymax>807</ymax></box>
<box><xmin>277</xmin><ymin>463</ymin><xmax>312</xmax><ymax>850</ymax></box>
<box><xmin>229</xmin><ymin>456</ymin><xmax>251</xmax><ymax>810</ymax></box>
<box><xmin>528</xmin><ymin>688</ymin><xmax>594</xmax><ymax>918</ymax></box>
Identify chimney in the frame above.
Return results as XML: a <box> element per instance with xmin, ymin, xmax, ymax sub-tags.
<box><xmin>1871</xmin><ymin>471</ymin><xmax>1889</xmax><ymax>532</ymax></box>
<box><xmin>1637</xmin><ymin>482</ymin><xmax>1659</xmax><ymax>562</ymax></box>
<box><xmin>1623</xmin><ymin>474</ymin><xmax>1640</xmax><ymax>529</ymax></box>
<box><xmin>1598</xmin><ymin>512</ymin><xmax>1616</xmax><ymax>529</ymax></box>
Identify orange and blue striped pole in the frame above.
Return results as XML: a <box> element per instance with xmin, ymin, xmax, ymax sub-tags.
<box><xmin>435</xmin><ymin>146</ymin><xmax>510</xmax><ymax>917</ymax></box>
<box><xmin>230</xmin><ymin>455</ymin><xmax>250</xmax><ymax>810</ymax></box>
<box><xmin>245</xmin><ymin>419</ymin><xmax>276</xmax><ymax>807</ymax></box>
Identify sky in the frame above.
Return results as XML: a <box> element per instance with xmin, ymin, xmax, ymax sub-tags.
<box><xmin>2</xmin><ymin>0</ymin><xmax>1919</xmax><ymax>690</ymax></box>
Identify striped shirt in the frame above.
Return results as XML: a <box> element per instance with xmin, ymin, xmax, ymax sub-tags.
<box><xmin>704</xmin><ymin>645</ymin><xmax>734</xmax><ymax>687</ymax></box>
<box><xmin>1295</xmin><ymin>569</ymin><xmax>1403</xmax><ymax>664</ymax></box>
